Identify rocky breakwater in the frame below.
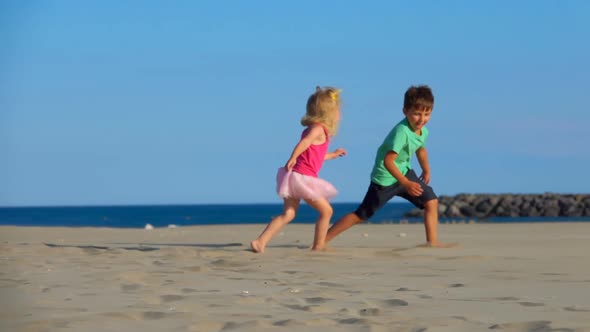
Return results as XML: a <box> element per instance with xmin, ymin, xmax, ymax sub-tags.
<box><xmin>403</xmin><ymin>193</ymin><xmax>590</xmax><ymax>220</ymax></box>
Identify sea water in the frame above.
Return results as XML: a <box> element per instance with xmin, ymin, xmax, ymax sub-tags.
<box><xmin>0</xmin><ymin>203</ymin><xmax>587</xmax><ymax>228</ymax></box>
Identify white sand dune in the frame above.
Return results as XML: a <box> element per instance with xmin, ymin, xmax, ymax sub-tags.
<box><xmin>1</xmin><ymin>223</ymin><xmax>589</xmax><ymax>332</ymax></box>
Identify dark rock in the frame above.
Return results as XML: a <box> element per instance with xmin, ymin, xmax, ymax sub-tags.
<box><xmin>528</xmin><ymin>207</ymin><xmax>542</xmax><ymax>217</ymax></box>
<box><xmin>403</xmin><ymin>193</ymin><xmax>590</xmax><ymax>219</ymax></box>
<box><xmin>405</xmin><ymin>208</ymin><xmax>422</xmax><ymax>218</ymax></box>
<box><xmin>475</xmin><ymin>199</ymin><xmax>494</xmax><ymax>215</ymax></box>
<box><xmin>508</xmin><ymin>209</ymin><xmax>520</xmax><ymax>218</ymax></box>
<box><xmin>533</xmin><ymin>197</ymin><xmax>545</xmax><ymax>210</ymax></box>
<box><xmin>520</xmin><ymin>203</ymin><xmax>533</xmax><ymax>217</ymax></box>
<box><xmin>492</xmin><ymin>205</ymin><xmax>509</xmax><ymax>217</ymax></box>
<box><xmin>562</xmin><ymin>204</ymin><xmax>583</xmax><ymax>217</ymax></box>
<box><xmin>488</xmin><ymin>196</ymin><xmax>500</xmax><ymax>206</ymax></box>
<box><xmin>446</xmin><ymin>204</ymin><xmax>463</xmax><ymax>218</ymax></box>
<box><xmin>459</xmin><ymin>205</ymin><xmax>477</xmax><ymax>217</ymax></box>
<box><xmin>510</xmin><ymin>196</ymin><xmax>523</xmax><ymax>208</ymax></box>
<box><xmin>438</xmin><ymin>203</ymin><xmax>448</xmax><ymax>215</ymax></box>
<box><xmin>543</xmin><ymin>205</ymin><xmax>560</xmax><ymax>217</ymax></box>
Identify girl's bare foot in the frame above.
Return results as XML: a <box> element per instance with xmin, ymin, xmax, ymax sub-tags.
<box><xmin>250</xmin><ymin>240</ymin><xmax>265</xmax><ymax>253</ymax></box>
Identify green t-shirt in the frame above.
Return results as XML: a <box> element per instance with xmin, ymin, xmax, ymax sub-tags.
<box><xmin>370</xmin><ymin>118</ymin><xmax>429</xmax><ymax>186</ymax></box>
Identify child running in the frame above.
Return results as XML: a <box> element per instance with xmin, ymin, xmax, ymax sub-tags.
<box><xmin>251</xmin><ymin>86</ymin><xmax>347</xmax><ymax>253</ymax></box>
<box><xmin>325</xmin><ymin>85</ymin><xmax>453</xmax><ymax>247</ymax></box>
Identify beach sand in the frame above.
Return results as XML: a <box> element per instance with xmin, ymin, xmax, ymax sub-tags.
<box><xmin>1</xmin><ymin>223</ymin><xmax>589</xmax><ymax>332</ymax></box>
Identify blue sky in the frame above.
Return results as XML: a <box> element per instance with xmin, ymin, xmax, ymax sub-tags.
<box><xmin>2</xmin><ymin>1</ymin><xmax>589</xmax><ymax>206</ymax></box>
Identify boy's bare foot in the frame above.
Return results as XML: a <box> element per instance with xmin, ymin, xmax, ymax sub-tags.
<box><xmin>250</xmin><ymin>240</ymin><xmax>265</xmax><ymax>253</ymax></box>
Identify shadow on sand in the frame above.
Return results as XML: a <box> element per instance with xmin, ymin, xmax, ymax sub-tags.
<box><xmin>44</xmin><ymin>242</ymin><xmax>243</xmax><ymax>251</ymax></box>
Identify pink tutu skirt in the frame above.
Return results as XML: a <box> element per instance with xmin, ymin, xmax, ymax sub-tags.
<box><xmin>276</xmin><ymin>167</ymin><xmax>337</xmax><ymax>201</ymax></box>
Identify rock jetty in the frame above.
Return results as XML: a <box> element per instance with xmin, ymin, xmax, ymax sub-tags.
<box><xmin>403</xmin><ymin>193</ymin><xmax>590</xmax><ymax>219</ymax></box>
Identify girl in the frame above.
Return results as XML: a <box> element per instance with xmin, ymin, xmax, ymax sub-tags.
<box><xmin>250</xmin><ymin>86</ymin><xmax>347</xmax><ymax>253</ymax></box>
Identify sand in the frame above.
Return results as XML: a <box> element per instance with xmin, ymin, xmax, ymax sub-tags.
<box><xmin>1</xmin><ymin>223</ymin><xmax>589</xmax><ymax>332</ymax></box>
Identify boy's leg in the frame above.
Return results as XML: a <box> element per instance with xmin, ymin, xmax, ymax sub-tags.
<box><xmin>326</xmin><ymin>182</ymin><xmax>399</xmax><ymax>243</ymax></box>
<box><xmin>251</xmin><ymin>198</ymin><xmax>300</xmax><ymax>253</ymax></box>
<box><xmin>423</xmin><ymin>198</ymin><xmax>438</xmax><ymax>245</ymax></box>
<box><xmin>303</xmin><ymin>197</ymin><xmax>333</xmax><ymax>251</ymax></box>
<box><xmin>325</xmin><ymin>212</ymin><xmax>363</xmax><ymax>243</ymax></box>
<box><xmin>398</xmin><ymin>170</ymin><xmax>451</xmax><ymax>247</ymax></box>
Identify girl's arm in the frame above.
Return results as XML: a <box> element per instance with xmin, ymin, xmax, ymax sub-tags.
<box><xmin>284</xmin><ymin>126</ymin><xmax>325</xmax><ymax>170</ymax></box>
<box><xmin>325</xmin><ymin>148</ymin><xmax>347</xmax><ymax>160</ymax></box>
<box><xmin>415</xmin><ymin>147</ymin><xmax>431</xmax><ymax>184</ymax></box>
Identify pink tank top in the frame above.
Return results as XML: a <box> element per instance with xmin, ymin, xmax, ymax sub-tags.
<box><xmin>292</xmin><ymin>126</ymin><xmax>329</xmax><ymax>178</ymax></box>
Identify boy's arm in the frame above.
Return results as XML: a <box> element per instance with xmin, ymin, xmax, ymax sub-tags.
<box><xmin>415</xmin><ymin>147</ymin><xmax>431</xmax><ymax>184</ymax></box>
<box><xmin>325</xmin><ymin>148</ymin><xmax>347</xmax><ymax>160</ymax></box>
<box><xmin>284</xmin><ymin>126</ymin><xmax>325</xmax><ymax>170</ymax></box>
<box><xmin>384</xmin><ymin>151</ymin><xmax>424</xmax><ymax>197</ymax></box>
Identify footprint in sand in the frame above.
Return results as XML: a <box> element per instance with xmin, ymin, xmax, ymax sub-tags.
<box><xmin>449</xmin><ymin>283</ymin><xmax>465</xmax><ymax>288</ymax></box>
<box><xmin>489</xmin><ymin>320</ymin><xmax>574</xmax><ymax>331</ymax></box>
<box><xmin>102</xmin><ymin>312</ymin><xmax>138</xmax><ymax>320</ymax></box>
<box><xmin>222</xmin><ymin>320</ymin><xmax>271</xmax><ymax>330</ymax></box>
<box><xmin>181</xmin><ymin>288</ymin><xmax>198</xmax><ymax>293</ymax></box>
<box><xmin>182</xmin><ymin>265</ymin><xmax>209</xmax><ymax>272</ymax></box>
<box><xmin>82</xmin><ymin>247</ymin><xmax>105</xmax><ymax>255</ymax></box>
<box><xmin>396</xmin><ymin>287</ymin><xmax>418</xmax><ymax>292</ymax></box>
<box><xmin>417</xmin><ymin>294</ymin><xmax>433</xmax><ymax>299</ymax></box>
<box><xmin>380</xmin><ymin>299</ymin><xmax>409</xmax><ymax>307</ymax></box>
<box><xmin>305</xmin><ymin>297</ymin><xmax>331</xmax><ymax>304</ymax></box>
<box><xmin>517</xmin><ymin>301</ymin><xmax>545</xmax><ymax>307</ymax></box>
<box><xmin>273</xmin><ymin>319</ymin><xmax>306</xmax><ymax>327</ymax></box>
<box><xmin>438</xmin><ymin>255</ymin><xmax>487</xmax><ymax>261</ymax></box>
<box><xmin>359</xmin><ymin>308</ymin><xmax>381</xmax><ymax>316</ymax></box>
<box><xmin>338</xmin><ymin>318</ymin><xmax>371</xmax><ymax>325</ymax></box>
<box><xmin>160</xmin><ymin>294</ymin><xmax>184</xmax><ymax>302</ymax></box>
<box><xmin>236</xmin><ymin>296</ymin><xmax>268</xmax><ymax>305</ymax></box>
<box><xmin>563</xmin><ymin>306</ymin><xmax>590</xmax><ymax>312</ymax></box>
<box><xmin>121</xmin><ymin>283</ymin><xmax>142</xmax><ymax>292</ymax></box>
<box><xmin>282</xmin><ymin>304</ymin><xmax>309</xmax><ymax>311</ymax></box>
<box><xmin>142</xmin><ymin>311</ymin><xmax>167</xmax><ymax>320</ymax></box>
<box><xmin>316</xmin><ymin>281</ymin><xmax>345</xmax><ymax>287</ymax></box>
<box><xmin>188</xmin><ymin>321</ymin><xmax>224</xmax><ymax>332</ymax></box>
<box><xmin>305</xmin><ymin>305</ymin><xmax>335</xmax><ymax>314</ymax></box>
<box><xmin>209</xmin><ymin>259</ymin><xmax>249</xmax><ymax>268</ymax></box>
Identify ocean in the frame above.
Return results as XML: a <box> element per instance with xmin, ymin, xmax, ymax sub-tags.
<box><xmin>0</xmin><ymin>203</ymin><xmax>588</xmax><ymax>228</ymax></box>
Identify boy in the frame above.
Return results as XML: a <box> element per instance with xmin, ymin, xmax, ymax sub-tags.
<box><xmin>325</xmin><ymin>85</ymin><xmax>451</xmax><ymax>247</ymax></box>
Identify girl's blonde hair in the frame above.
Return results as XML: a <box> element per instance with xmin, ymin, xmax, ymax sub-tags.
<box><xmin>301</xmin><ymin>86</ymin><xmax>341</xmax><ymax>136</ymax></box>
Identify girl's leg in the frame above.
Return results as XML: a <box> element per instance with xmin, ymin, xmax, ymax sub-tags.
<box><xmin>303</xmin><ymin>197</ymin><xmax>333</xmax><ymax>251</ymax></box>
<box><xmin>251</xmin><ymin>198</ymin><xmax>300</xmax><ymax>253</ymax></box>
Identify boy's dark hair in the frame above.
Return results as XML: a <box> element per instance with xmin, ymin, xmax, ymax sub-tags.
<box><xmin>404</xmin><ymin>85</ymin><xmax>434</xmax><ymax>111</ymax></box>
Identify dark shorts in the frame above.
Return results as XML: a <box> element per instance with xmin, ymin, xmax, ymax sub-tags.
<box><xmin>354</xmin><ymin>169</ymin><xmax>437</xmax><ymax>220</ymax></box>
